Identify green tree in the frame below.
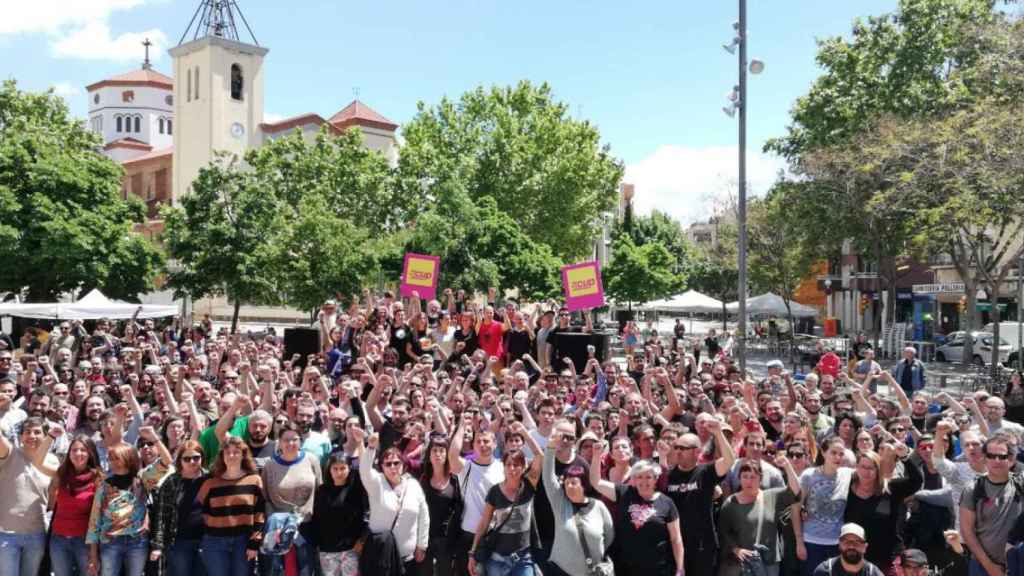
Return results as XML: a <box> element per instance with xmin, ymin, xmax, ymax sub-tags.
<box><xmin>398</xmin><ymin>81</ymin><xmax>624</xmax><ymax>260</ymax></box>
<box><xmin>402</xmin><ymin>193</ymin><xmax>562</xmax><ymax>300</ymax></box>
<box><xmin>687</xmin><ymin>215</ymin><xmax>739</xmax><ymax>330</ymax></box>
<box><xmin>612</xmin><ymin>208</ymin><xmax>695</xmax><ymax>295</ymax></box>
<box><xmin>0</xmin><ymin>80</ymin><xmax>163</xmax><ymax>301</ymax></box>
<box><xmin>162</xmin><ymin>155</ymin><xmax>289</xmax><ymax>332</ymax></box>
<box><xmin>603</xmin><ymin>236</ymin><xmax>680</xmax><ymax>311</ymax></box>
<box><xmin>747</xmin><ymin>183</ymin><xmax>819</xmax><ymax>360</ymax></box>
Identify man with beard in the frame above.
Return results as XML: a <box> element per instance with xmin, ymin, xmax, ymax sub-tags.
<box><xmin>73</xmin><ymin>394</ymin><xmax>107</xmax><ymax>437</ymax></box>
<box><xmin>663</xmin><ymin>418</ymin><xmax>736</xmax><ymax>576</ymax></box>
<box><xmin>449</xmin><ymin>413</ymin><xmax>505</xmax><ymax>576</ymax></box>
<box><xmin>214</xmin><ymin>394</ymin><xmax>277</xmax><ymax>470</ymax></box>
<box><xmin>804</xmin><ymin>392</ymin><xmax>835</xmax><ymax>438</ymax></box>
<box><xmin>366</xmin><ymin>382</ymin><xmax>412</xmax><ymax>455</ymax></box>
<box><xmin>813</xmin><ymin>523</ymin><xmax>884</xmax><ymax>576</ymax></box>
<box><xmin>759</xmin><ymin>399</ymin><xmax>785</xmax><ymax>442</ymax></box>
<box><xmin>295</xmin><ymin>397</ymin><xmax>331</xmax><ymax>463</ymax></box>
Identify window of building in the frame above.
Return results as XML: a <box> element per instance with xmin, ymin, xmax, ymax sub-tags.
<box><xmin>116</xmin><ymin>115</ymin><xmax>123</xmax><ymax>132</ymax></box>
<box><xmin>187</xmin><ymin>68</ymin><xmax>192</xmax><ymax>103</ymax></box>
<box><xmin>133</xmin><ymin>115</ymin><xmax>141</xmax><ymax>133</ymax></box>
<box><xmin>194</xmin><ymin>67</ymin><xmax>200</xmax><ymax>100</ymax></box>
<box><xmin>158</xmin><ymin>118</ymin><xmax>164</xmax><ymax>134</ymax></box>
<box><xmin>231</xmin><ymin>64</ymin><xmax>243</xmax><ymax>101</ymax></box>
<box><xmin>167</xmin><ymin>119</ymin><xmax>172</xmax><ymax>135</ymax></box>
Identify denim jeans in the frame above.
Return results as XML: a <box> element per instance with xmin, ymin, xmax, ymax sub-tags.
<box><xmin>201</xmin><ymin>534</ymin><xmax>251</xmax><ymax>576</ymax></box>
<box><xmin>50</xmin><ymin>534</ymin><xmax>89</xmax><ymax>576</ymax></box>
<box><xmin>485</xmin><ymin>550</ymin><xmax>534</xmax><ymax>576</ymax></box>
<box><xmin>168</xmin><ymin>538</ymin><xmax>206</xmax><ymax>576</ymax></box>
<box><xmin>100</xmin><ymin>535</ymin><xmax>149</xmax><ymax>576</ymax></box>
<box><xmin>0</xmin><ymin>531</ymin><xmax>47</xmax><ymax>576</ymax></box>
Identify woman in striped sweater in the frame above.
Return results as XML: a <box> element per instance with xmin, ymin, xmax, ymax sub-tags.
<box><xmin>197</xmin><ymin>435</ymin><xmax>265</xmax><ymax>576</ymax></box>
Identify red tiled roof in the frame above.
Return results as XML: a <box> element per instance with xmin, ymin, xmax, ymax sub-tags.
<box><xmin>328</xmin><ymin>100</ymin><xmax>398</xmax><ymax>132</ymax></box>
<box><xmin>259</xmin><ymin>113</ymin><xmax>341</xmax><ymax>135</ymax></box>
<box><xmin>104</xmin><ymin>137</ymin><xmax>153</xmax><ymax>152</ymax></box>
<box><xmin>86</xmin><ymin>68</ymin><xmax>173</xmax><ymax>92</ymax></box>
<box><xmin>121</xmin><ymin>146</ymin><xmax>173</xmax><ymax>166</ymax></box>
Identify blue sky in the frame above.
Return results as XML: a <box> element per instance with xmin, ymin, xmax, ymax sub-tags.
<box><xmin>1</xmin><ymin>0</ymin><xmax>897</xmax><ymax>223</ymax></box>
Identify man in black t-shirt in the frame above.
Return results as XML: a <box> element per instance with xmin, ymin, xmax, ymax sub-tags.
<box><xmin>662</xmin><ymin>418</ymin><xmax>736</xmax><ymax>576</ymax></box>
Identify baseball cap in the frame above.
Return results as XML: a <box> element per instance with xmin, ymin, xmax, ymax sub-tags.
<box><xmin>900</xmin><ymin>549</ymin><xmax>927</xmax><ymax>567</ymax></box>
<box><xmin>839</xmin><ymin>523</ymin><xmax>866</xmax><ymax>542</ymax></box>
<box><xmin>766</xmin><ymin>359</ymin><xmax>784</xmax><ymax>369</ymax></box>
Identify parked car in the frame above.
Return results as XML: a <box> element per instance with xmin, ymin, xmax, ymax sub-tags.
<box><xmin>934</xmin><ymin>331</ymin><xmax>1011</xmax><ymax>365</ymax></box>
<box><xmin>984</xmin><ymin>322</ymin><xmax>1023</xmax><ymax>368</ymax></box>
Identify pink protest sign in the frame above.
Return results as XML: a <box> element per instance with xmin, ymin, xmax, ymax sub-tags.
<box><xmin>561</xmin><ymin>260</ymin><xmax>605</xmax><ymax>311</ymax></box>
<box><xmin>400</xmin><ymin>253</ymin><xmax>440</xmax><ymax>300</ymax></box>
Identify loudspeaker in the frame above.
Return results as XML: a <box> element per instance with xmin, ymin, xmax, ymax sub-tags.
<box><xmin>284</xmin><ymin>327</ymin><xmax>320</xmax><ymax>369</ymax></box>
<box><xmin>552</xmin><ymin>332</ymin><xmax>612</xmax><ymax>368</ymax></box>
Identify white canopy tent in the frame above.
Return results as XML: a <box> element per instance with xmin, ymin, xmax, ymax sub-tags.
<box><xmin>0</xmin><ymin>289</ymin><xmax>178</xmax><ymax>320</ymax></box>
<box><xmin>726</xmin><ymin>293</ymin><xmax>819</xmax><ymax>318</ymax></box>
<box><xmin>640</xmin><ymin>290</ymin><xmax>725</xmax><ymax>314</ymax></box>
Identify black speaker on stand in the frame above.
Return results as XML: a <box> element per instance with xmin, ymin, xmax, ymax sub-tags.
<box><xmin>283</xmin><ymin>327</ymin><xmax>320</xmax><ymax>370</ymax></box>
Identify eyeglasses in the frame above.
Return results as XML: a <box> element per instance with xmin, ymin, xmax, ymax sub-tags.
<box><xmin>382</xmin><ymin>461</ymin><xmax>403</xmax><ymax>468</ymax></box>
<box><xmin>138</xmin><ymin>441</ymin><xmax>155</xmax><ymax>448</ymax></box>
<box><xmin>787</xmin><ymin>452</ymin><xmax>807</xmax><ymax>458</ymax></box>
<box><xmin>561</xmin><ymin>436</ymin><xmax>576</xmax><ymax>443</ymax></box>
<box><xmin>673</xmin><ymin>445</ymin><xmax>698</xmax><ymax>451</ymax></box>
<box><xmin>890</xmin><ymin>427</ymin><xmax>906</xmax><ymax>432</ymax></box>
<box><xmin>182</xmin><ymin>455</ymin><xmax>202</xmax><ymax>463</ymax></box>
<box><xmin>986</xmin><ymin>453</ymin><xmax>1011</xmax><ymax>461</ymax></box>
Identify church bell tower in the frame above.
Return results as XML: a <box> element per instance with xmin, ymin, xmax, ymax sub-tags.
<box><xmin>169</xmin><ymin>0</ymin><xmax>268</xmax><ymax>202</ymax></box>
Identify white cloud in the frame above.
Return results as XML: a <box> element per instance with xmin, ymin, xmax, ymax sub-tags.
<box><xmin>624</xmin><ymin>145</ymin><xmax>785</xmax><ymax>225</ymax></box>
<box><xmin>0</xmin><ymin>0</ymin><xmax>165</xmax><ymax>63</ymax></box>
<box><xmin>51</xmin><ymin>82</ymin><xmax>80</xmax><ymax>98</ymax></box>
<box><xmin>51</xmin><ymin>20</ymin><xmax>167</xmax><ymax>63</ymax></box>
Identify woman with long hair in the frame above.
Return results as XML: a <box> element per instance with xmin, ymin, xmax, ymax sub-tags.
<box><xmin>310</xmin><ymin>453</ymin><xmax>367</xmax><ymax>576</ymax></box>
<box><xmin>468</xmin><ymin>447</ymin><xmax>542</xmax><ymax>576</ymax></box>
<box><xmin>149</xmin><ymin>440</ymin><xmax>207</xmax><ymax>576</ymax></box>
<box><xmin>86</xmin><ymin>427</ymin><xmax>172</xmax><ymax>576</ymax></box>
<box><xmin>418</xmin><ymin>433</ymin><xmax>461</xmax><ymax>576</ymax></box>
<box><xmin>49</xmin><ymin>435</ymin><xmax>103</xmax><ymax>576</ymax></box>
<box><xmin>196</xmin><ymin>436</ymin><xmax>265</xmax><ymax>576</ymax></box>
<box><xmin>844</xmin><ymin>447</ymin><xmax>923</xmax><ymax>574</ymax></box>
<box><xmin>794</xmin><ymin>437</ymin><xmax>854</xmax><ymax>576</ymax></box>
<box><xmin>260</xmin><ymin>421</ymin><xmax>321</xmax><ymax>576</ymax></box>
<box><xmin>1002</xmin><ymin>370</ymin><xmax>1024</xmax><ymax>424</ymax></box>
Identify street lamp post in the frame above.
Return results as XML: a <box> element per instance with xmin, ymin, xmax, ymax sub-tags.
<box><xmin>1018</xmin><ymin>252</ymin><xmax>1023</xmax><ymax>371</ymax></box>
<box><xmin>722</xmin><ymin>0</ymin><xmax>763</xmax><ymax>374</ymax></box>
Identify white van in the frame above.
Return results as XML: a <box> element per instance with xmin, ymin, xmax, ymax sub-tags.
<box><xmin>984</xmin><ymin>321</ymin><xmax>1024</xmax><ymax>350</ymax></box>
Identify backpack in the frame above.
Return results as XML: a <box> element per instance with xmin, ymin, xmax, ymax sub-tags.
<box><xmin>971</xmin><ymin>471</ymin><xmax>1024</xmax><ymax>506</ymax></box>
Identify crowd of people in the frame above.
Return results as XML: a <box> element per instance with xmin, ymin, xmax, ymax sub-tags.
<box><xmin>1</xmin><ymin>288</ymin><xmax>1024</xmax><ymax>576</ymax></box>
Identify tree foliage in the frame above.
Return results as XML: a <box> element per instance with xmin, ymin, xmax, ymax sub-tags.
<box><xmin>603</xmin><ymin>236</ymin><xmax>679</xmax><ymax>310</ymax></box>
<box><xmin>0</xmin><ymin>79</ymin><xmax>163</xmax><ymax>301</ymax></box>
<box><xmin>613</xmin><ymin>208</ymin><xmax>695</xmax><ymax>295</ymax></box>
<box><xmin>398</xmin><ymin>81</ymin><xmax>623</xmax><ymax>260</ymax></box>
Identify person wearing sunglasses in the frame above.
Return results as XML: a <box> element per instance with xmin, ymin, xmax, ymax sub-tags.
<box><xmin>149</xmin><ymin>441</ymin><xmax>207</xmax><ymax>576</ymax></box>
<box><xmin>932</xmin><ymin>419</ymin><xmax>987</xmax><ymax>530</ymax></box>
<box><xmin>663</xmin><ymin>418</ymin><xmax>736</xmax><ymax>576</ymax></box>
<box><xmin>960</xmin><ymin>436</ymin><xmax>1022</xmax><ymax>576</ymax></box>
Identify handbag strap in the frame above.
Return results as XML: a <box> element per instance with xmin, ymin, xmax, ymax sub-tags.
<box><xmin>390</xmin><ymin>479</ymin><xmax>407</xmax><ymax>532</ymax></box>
<box><xmin>573</xmin><ymin>505</ymin><xmax>600</xmax><ymax>569</ymax></box>
<box><xmin>753</xmin><ymin>491</ymin><xmax>765</xmax><ymax>547</ymax></box>
<box><xmin>488</xmin><ymin>482</ymin><xmax>525</xmax><ymax>536</ymax></box>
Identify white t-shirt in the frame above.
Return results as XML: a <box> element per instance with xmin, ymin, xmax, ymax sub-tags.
<box><xmin>458</xmin><ymin>458</ymin><xmax>505</xmax><ymax>532</ymax></box>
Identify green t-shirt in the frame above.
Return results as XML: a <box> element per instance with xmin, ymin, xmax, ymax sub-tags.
<box><xmin>198</xmin><ymin>415</ymin><xmax>249</xmax><ymax>466</ymax></box>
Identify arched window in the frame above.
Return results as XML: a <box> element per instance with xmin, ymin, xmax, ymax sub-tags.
<box><xmin>167</xmin><ymin>119</ymin><xmax>173</xmax><ymax>135</ymax></box>
<box><xmin>116</xmin><ymin>115</ymin><xmax>123</xmax><ymax>132</ymax></box>
<box><xmin>231</xmin><ymin>64</ymin><xmax>243</xmax><ymax>101</ymax></box>
<box><xmin>133</xmin><ymin>115</ymin><xmax>141</xmax><ymax>133</ymax></box>
<box><xmin>158</xmin><ymin>117</ymin><xmax>165</xmax><ymax>134</ymax></box>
